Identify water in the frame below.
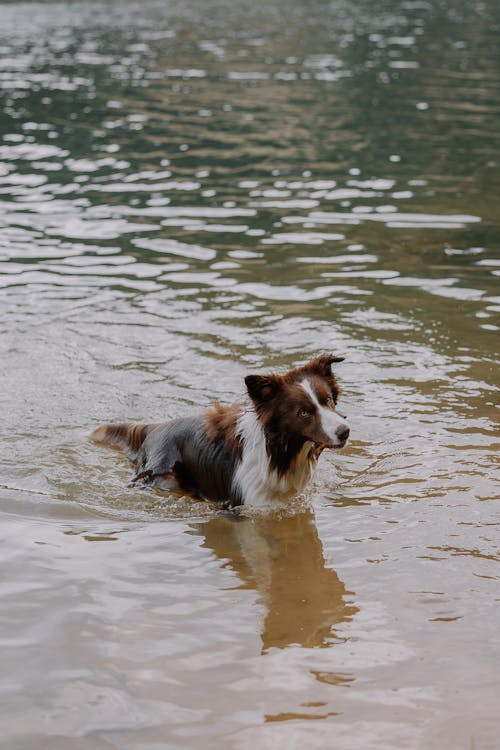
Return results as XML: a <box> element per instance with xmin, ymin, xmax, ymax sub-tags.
<box><xmin>0</xmin><ymin>1</ymin><xmax>499</xmax><ymax>748</ymax></box>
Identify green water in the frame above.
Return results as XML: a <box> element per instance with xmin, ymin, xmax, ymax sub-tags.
<box><xmin>0</xmin><ymin>1</ymin><xmax>499</xmax><ymax>748</ymax></box>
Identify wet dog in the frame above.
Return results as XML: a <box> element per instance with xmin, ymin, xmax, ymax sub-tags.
<box><xmin>91</xmin><ymin>354</ymin><xmax>349</xmax><ymax>508</ymax></box>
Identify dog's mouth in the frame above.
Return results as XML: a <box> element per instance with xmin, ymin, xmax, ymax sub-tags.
<box><xmin>310</xmin><ymin>440</ymin><xmax>347</xmax><ymax>460</ymax></box>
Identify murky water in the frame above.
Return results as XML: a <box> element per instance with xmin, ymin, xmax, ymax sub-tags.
<box><xmin>1</xmin><ymin>1</ymin><xmax>499</xmax><ymax>748</ymax></box>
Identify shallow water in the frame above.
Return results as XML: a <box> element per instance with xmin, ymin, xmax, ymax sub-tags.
<box><xmin>0</xmin><ymin>1</ymin><xmax>499</xmax><ymax>748</ymax></box>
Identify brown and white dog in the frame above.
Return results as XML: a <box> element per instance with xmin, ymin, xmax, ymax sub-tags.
<box><xmin>91</xmin><ymin>354</ymin><xmax>349</xmax><ymax>508</ymax></box>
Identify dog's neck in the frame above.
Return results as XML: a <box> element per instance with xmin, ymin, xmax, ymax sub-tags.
<box><xmin>232</xmin><ymin>407</ymin><xmax>315</xmax><ymax>507</ymax></box>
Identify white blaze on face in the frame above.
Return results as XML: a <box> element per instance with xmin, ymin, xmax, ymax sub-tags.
<box><xmin>300</xmin><ymin>378</ymin><xmax>348</xmax><ymax>446</ymax></box>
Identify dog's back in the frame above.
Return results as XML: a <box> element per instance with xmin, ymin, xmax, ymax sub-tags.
<box><xmin>91</xmin><ymin>415</ymin><xmax>244</xmax><ymax>506</ymax></box>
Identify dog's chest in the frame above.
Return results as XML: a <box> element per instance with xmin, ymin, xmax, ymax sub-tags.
<box><xmin>232</xmin><ymin>411</ymin><xmax>314</xmax><ymax>507</ymax></box>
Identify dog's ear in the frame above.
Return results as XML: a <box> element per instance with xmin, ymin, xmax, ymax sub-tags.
<box><xmin>306</xmin><ymin>353</ymin><xmax>344</xmax><ymax>377</ymax></box>
<box><xmin>245</xmin><ymin>374</ymin><xmax>281</xmax><ymax>403</ymax></box>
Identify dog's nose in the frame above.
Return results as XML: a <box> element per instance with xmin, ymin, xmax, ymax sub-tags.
<box><xmin>336</xmin><ymin>424</ymin><xmax>350</xmax><ymax>443</ymax></box>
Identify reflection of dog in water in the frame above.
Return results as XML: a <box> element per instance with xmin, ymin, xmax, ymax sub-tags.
<box><xmin>91</xmin><ymin>354</ymin><xmax>349</xmax><ymax>508</ymax></box>
<box><xmin>190</xmin><ymin>508</ymin><xmax>358</xmax><ymax>651</ymax></box>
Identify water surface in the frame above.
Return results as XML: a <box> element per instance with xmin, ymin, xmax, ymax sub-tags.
<box><xmin>0</xmin><ymin>1</ymin><xmax>499</xmax><ymax>748</ymax></box>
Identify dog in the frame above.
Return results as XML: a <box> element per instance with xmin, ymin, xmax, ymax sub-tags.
<box><xmin>90</xmin><ymin>354</ymin><xmax>349</xmax><ymax>508</ymax></box>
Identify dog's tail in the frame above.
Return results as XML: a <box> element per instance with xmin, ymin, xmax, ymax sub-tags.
<box><xmin>90</xmin><ymin>422</ymin><xmax>158</xmax><ymax>460</ymax></box>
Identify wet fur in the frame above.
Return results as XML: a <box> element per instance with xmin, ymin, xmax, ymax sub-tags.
<box><xmin>91</xmin><ymin>354</ymin><xmax>349</xmax><ymax>508</ymax></box>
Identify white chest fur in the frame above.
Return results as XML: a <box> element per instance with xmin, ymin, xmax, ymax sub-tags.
<box><xmin>232</xmin><ymin>409</ymin><xmax>315</xmax><ymax>507</ymax></box>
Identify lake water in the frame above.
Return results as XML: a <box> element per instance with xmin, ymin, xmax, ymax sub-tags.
<box><xmin>0</xmin><ymin>1</ymin><xmax>499</xmax><ymax>748</ymax></box>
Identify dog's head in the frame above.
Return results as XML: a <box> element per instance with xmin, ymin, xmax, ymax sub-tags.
<box><xmin>245</xmin><ymin>354</ymin><xmax>349</xmax><ymax>461</ymax></box>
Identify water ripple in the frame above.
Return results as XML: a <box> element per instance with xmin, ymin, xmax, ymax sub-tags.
<box><xmin>1</xmin><ymin>2</ymin><xmax>499</xmax><ymax>747</ymax></box>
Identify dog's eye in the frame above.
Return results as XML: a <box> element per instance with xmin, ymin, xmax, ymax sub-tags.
<box><xmin>326</xmin><ymin>397</ymin><xmax>335</xmax><ymax>409</ymax></box>
<box><xmin>298</xmin><ymin>408</ymin><xmax>312</xmax><ymax>419</ymax></box>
